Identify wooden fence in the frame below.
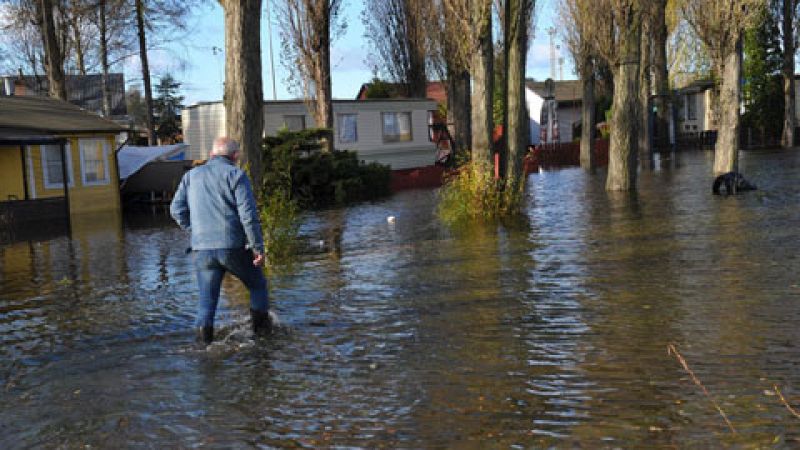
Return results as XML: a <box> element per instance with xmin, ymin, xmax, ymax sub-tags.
<box><xmin>525</xmin><ymin>138</ymin><xmax>610</xmax><ymax>172</ymax></box>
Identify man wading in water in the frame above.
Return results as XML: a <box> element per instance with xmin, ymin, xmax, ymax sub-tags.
<box><xmin>170</xmin><ymin>137</ymin><xmax>271</xmax><ymax>345</ymax></box>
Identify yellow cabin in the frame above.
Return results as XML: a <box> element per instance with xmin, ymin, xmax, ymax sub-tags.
<box><xmin>0</xmin><ymin>96</ymin><xmax>124</xmax><ymax>228</ymax></box>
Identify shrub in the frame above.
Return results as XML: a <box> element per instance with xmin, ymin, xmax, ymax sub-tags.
<box><xmin>262</xmin><ymin>128</ymin><xmax>391</xmax><ymax>208</ymax></box>
<box><xmin>259</xmin><ymin>189</ymin><xmax>300</xmax><ymax>274</ymax></box>
<box><xmin>437</xmin><ymin>159</ymin><xmax>525</xmax><ymax>225</ymax></box>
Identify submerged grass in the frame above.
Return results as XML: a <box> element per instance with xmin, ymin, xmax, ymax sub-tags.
<box><xmin>437</xmin><ymin>160</ymin><xmax>525</xmax><ymax>225</ymax></box>
<box><xmin>259</xmin><ymin>189</ymin><xmax>301</xmax><ymax>275</ymax></box>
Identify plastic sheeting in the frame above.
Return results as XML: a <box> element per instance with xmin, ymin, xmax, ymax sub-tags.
<box><xmin>118</xmin><ymin>144</ymin><xmax>187</xmax><ymax>179</ymax></box>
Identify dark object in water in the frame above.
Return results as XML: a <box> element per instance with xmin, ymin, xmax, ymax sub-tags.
<box><xmin>251</xmin><ymin>309</ymin><xmax>272</xmax><ymax>337</ymax></box>
<box><xmin>713</xmin><ymin>172</ymin><xmax>757</xmax><ymax>195</ymax></box>
<box><xmin>196</xmin><ymin>326</ymin><xmax>213</xmax><ymax>345</ymax></box>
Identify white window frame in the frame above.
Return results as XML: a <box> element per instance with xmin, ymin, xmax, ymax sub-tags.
<box><xmin>382</xmin><ymin>111</ymin><xmax>413</xmax><ymax>143</ymax></box>
<box><xmin>79</xmin><ymin>138</ymin><xmax>110</xmax><ymax>186</ymax></box>
<box><xmin>337</xmin><ymin>113</ymin><xmax>358</xmax><ymax>144</ymax></box>
<box><xmin>41</xmin><ymin>143</ymin><xmax>75</xmax><ymax>190</ymax></box>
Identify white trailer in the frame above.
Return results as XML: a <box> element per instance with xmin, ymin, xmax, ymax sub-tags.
<box><xmin>182</xmin><ymin>99</ymin><xmax>439</xmax><ymax>170</ymax></box>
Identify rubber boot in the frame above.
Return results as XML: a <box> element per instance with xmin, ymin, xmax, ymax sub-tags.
<box><xmin>196</xmin><ymin>326</ymin><xmax>214</xmax><ymax>345</ymax></box>
<box><xmin>251</xmin><ymin>309</ymin><xmax>272</xmax><ymax>337</ymax></box>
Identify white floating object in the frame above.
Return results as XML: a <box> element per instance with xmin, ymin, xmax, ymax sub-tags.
<box><xmin>387</xmin><ymin>215</ymin><xmax>396</xmax><ymax>223</ymax></box>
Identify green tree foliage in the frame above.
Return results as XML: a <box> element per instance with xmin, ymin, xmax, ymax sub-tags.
<box><xmin>363</xmin><ymin>77</ymin><xmax>395</xmax><ymax>98</ymax></box>
<box><xmin>742</xmin><ymin>2</ymin><xmax>784</xmax><ymax>138</ymax></box>
<box><xmin>153</xmin><ymin>74</ymin><xmax>184</xmax><ymax>143</ymax></box>
<box><xmin>262</xmin><ymin>128</ymin><xmax>392</xmax><ymax>208</ymax></box>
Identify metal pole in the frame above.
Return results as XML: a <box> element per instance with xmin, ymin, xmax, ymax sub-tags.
<box><xmin>19</xmin><ymin>145</ymin><xmax>29</xmax><ymax>200</ymax></box>
<box><xmin>266</xmin><ymin>0</ymin><xmax>277</xmax><ymax>100</ymax></box>
<box><xmin>60</xmin><ymin>140</ymin><xmax>71</xmax><ymax>236</ymax></box>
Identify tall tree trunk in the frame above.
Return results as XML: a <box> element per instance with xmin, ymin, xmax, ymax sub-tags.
<box><xmin>221</xmin><ymin>0</ymin><xmax>265</xmax><ymax>192</ymax></box>
<box><xmin>470</xmin><ymin>0</ymin><xmax>493</xmax><ymax>164</ymax></box>
<box><xmin>579</xmin><ymin>57</ymin><xmax>595</xmax><ymax>170</ymax></box>
<box><xmin>406</xmin><ymin>3</ymin><xmax>427</xmax><ymax>98</ymax></box>
<box><xmin>135</xmin><ymin>0</ymin><xmax>156</xmax><ymax>145</ymax></box>
<box><xmin>606</xmin><ymin>16</ymin><xmax>642</xmax><ymax>191</ymax></box>
<box><xmin>313</xmin><ymin>9</ymin><xmax>334</xmax><ymax>153</ymax></box>
<box><xmin>503</xmin><ymin>0</ymin><xmax>530</xmax><ymax>185</ymax></box>
<box><xmin>639</xmin><ymin>23</ymin><xmax>651</xmax><ymax>157</ymax></box>
<box><xmin>652</xmin><ymin>0</ymin><xmax>669</xmax><ymax>149</ymax></box>
<box><xmin>99</xmin><ymin>0</ymin><xmax>111</xmax><ymax>117</ymax></box>
<box><xmin>71</xmin><ymin>13</ymin><xmax>86</xmax><ymax>75</ymax></box>
<box><xmin>714</xmin><ymin>38</ymin><xmax>742</xmax><ymax>175</ymax></box>
<box><xmin>783</xmin><ymin>0</ymin><xmax>796</xmax><ymax>148</ymax></box>
<box><xmin>448</xmin><ymin>69</ymin><xmax>472</xmax><ymax>159</ymax></box>
<box><xmin>37</xmin><ymin>0</ymin><xmax>67</xmax><ymax>100</ymax></box>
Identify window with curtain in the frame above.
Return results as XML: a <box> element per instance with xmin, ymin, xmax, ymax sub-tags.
<box><xmin>42</xmin><ymin>144</ymin><xmax>73</xmax><ymax>189</ymax></box>
<box><xmin>283</xmin><ymin>115</ymin><xmax>306</xmax><ymax>132</ymax></box>
<box><xmin>382</xmin><ymin>112</ymin><xmax>412</xmax><ymax>142</ymax></box>
<box><xmin>80</xmin><ymin>138</ymin><xmax>109</xmax><ymax>185</ymax></box>
<box><xmin>338</xmin><ymin>114</ymin><xmax>358</xmax><ymax>143</ymax></box>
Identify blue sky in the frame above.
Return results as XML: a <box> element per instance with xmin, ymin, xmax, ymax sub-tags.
<box><xmin>127</xmin><ymin>0</ymin><xmax>572</xmax><ymax>105</ymax></box>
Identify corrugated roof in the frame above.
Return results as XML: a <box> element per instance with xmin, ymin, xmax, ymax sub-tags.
<box><xmin>3</xmin><ymin>74</ymin><xmax>128</xmax><ymax>117</ymax></box>
<box><xmin>0</xmin><ymin>95</ymin><xmax>125</xmax><ymax>133</ymax></box>
<box><xmin>526</xmin><ymin>80</ymin><xmax>583</xmax><ymax>103</ymax></box>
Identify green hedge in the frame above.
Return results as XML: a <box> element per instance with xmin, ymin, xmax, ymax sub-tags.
<box><xmin>261</xmin><ymin>128</ymin><xmax>391</xmax><ymax>208</ymax></box>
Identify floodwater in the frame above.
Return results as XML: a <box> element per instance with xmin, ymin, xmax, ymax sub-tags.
<box><xmin>2</xmin><ymin>149</ymin><xmax>800</xmax><ymax>448</ymax></box>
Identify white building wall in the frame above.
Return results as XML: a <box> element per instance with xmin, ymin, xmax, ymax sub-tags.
<box><xmin>182</xmin><ymin>102</ymin><xmax>226</xmax><ymax>160</ymax></box>
<box><xmin>525</xmin><ymin>87</ymin><xmax>579</xmax><ymax>144</ymax></box>
<box><xmin>183</xmin><ymin>99</ymin><xmax>438</xmax><ymax>170</ymax></box>
<box><xmin>558</xmin><ymin>106</ymin><xmax>580</xmax><ymax>142</ymax></box>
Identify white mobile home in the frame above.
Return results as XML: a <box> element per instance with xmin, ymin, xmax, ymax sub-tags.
<box><xmin>182</xmin><ymin>99</ymin><xmax>439</xmax><ymax>170</ymax></box>
<box><xmin>525</xmin><ymin>79</ymin><xmax>583</xmax><ymax>145</ymax></box>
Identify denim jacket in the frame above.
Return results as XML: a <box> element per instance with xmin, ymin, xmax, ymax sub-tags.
<box><xmin>170</xmin><ymin>156</ymin><xmax>265</xmax><ymax>254</ymax></box>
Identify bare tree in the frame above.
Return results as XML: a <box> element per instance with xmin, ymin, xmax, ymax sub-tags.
<box><xmin>683</xmin><ymin>0</ymin><xmax>762</xmax><ymax>174</ymax></box>
<box><xmin>503</xmin><ymin>0</ymin><xmax>534</xmax><ymax>185</ymax></box>
<box><xmin>651</xmin><ymin>0</ymin><xmax>669</xmax><ymax>150</ymax></box>
<box><xmin>134</xmin><ymin>0</ymin><xmax>155</xmax><ymax>144</ymax></box>
<box><xmin>276</xmin><ymin>0</ymin><xmax>344</xmax><ymax>152</ymax></box>
<box><xmin>98</xmin><ymin>0</ymin><xmax>111</xmax><ymax>116</ymax></box>
<box><xmin>36</xmin><ymin>0</ymin><xmax>68</xmax><ymax>99</ymax></box>
<box><xmin>440</xmin><ymin>0</ymin><xmax>495</xmax><ymax>163</ymax></box>
<box><xmin>639</xmin><ymin>14</ymin><xmax>651</xmax><ymax>157</ymax></box>
<box><xmin>362</xmin><ymin>0</ymin><xmax>427</xmax><ymax>97</ymax></box>
<box><xmin>782</xmin><ymin>0</ymin><xmax>797</xmax><ymax>148</ymax></box>
<box><xmin>1</xmin><ymin>1</ymin><xmax>46</xmax><ymax>77</ymax></box>
<box><xmin>559</xmin><ymin>0</ymin><xmax>596</xmax><ymax>170</ymax></box>
<box><xmin>588</xmin><ymin>0</ymin><xmax>644</xmax><ymax>191</ymax></box>
<box><xmin>130</xmin><ymin>0</ymin><xmax>198</xmax><ymax>145</ymax></box>
<box><xmin>219</xmin><ymin>0</ymin><xmax>264</xmax><ymax>191</ymax></box>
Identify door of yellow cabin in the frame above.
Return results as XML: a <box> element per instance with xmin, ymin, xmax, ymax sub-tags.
<box><xmin>0</xmin><ymin>146</ymin><xmax>25</xmax><ymax>201</ymax></box>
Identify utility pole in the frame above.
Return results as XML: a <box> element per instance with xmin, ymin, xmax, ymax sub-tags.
<box><xmin>548</xmin><ymin>27</ymin><xmax>557</xmax><ymax>80</ymax></box>
<box><xmin>266</xmin><ymin>0</ymin><xmax>277</xmax><ymax>100</ymax></box>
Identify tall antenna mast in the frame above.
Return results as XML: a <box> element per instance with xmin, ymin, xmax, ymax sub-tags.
<box><xmin>548</xmin><ymin>27</ymin><xmax>557</xmax><ymax>80</ymax></box>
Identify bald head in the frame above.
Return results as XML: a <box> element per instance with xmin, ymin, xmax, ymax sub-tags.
<box><xmin>211</xmin><ymin>137</ymin><xmax>240</xmax><ymax>158</ymax></box>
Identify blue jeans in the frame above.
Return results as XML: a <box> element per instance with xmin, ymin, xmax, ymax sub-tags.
<box><xmin>192</xmin><ymin>248</ymin><xmax>269</xmax><ymax>329</ymax></box>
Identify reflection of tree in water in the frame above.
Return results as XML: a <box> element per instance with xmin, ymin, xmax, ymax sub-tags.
<box><xmin>564</xmin><ymin>187</ymin><xmax>689</xmax><ymax>445</ymax></box>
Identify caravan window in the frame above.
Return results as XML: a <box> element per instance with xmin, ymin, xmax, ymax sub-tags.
<box><xmin>382</xmin><ymin>112</ymin><xmax>412</xmax><ymax>142</ymax></box>
<box><xmin>338</xmin><ymin>114</ymin><xmax>358</xmax><ymax>143</ymax></box>
<box><xmin>283</xmin><ymin>115</ymin><xmax>306</xmax><ymax>131</ymax></box>
<box><xmin>79</xmin><ymin>138</ymin><xmax>110</xmax><ymax>185</ymax></box>
<box><xmin>41</xmin><ymin>144</ymin><xmax>74</xmax><ymax>189</ymax></box>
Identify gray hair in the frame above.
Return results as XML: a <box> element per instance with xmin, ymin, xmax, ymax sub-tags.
<box><xmin>211</xmin><ymin>137</ymin><xmax>240</xmax><ymax>156</ymax></box>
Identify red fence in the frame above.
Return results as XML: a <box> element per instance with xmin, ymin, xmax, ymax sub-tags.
<box><xmin>390</xmin><ymin>165</ymin><xmax>446</xmax><ymax>191</ymax></box>
<box><xmin>525</xmin><ymin>138</ymin><xmax>610</xmax><ymax>173</ymax></box>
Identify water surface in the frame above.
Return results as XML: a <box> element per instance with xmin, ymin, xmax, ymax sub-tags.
<box><xmin>2</xmin><ymin>149</ymin><xmax>800</xmax><ymax>448</ymax></box>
